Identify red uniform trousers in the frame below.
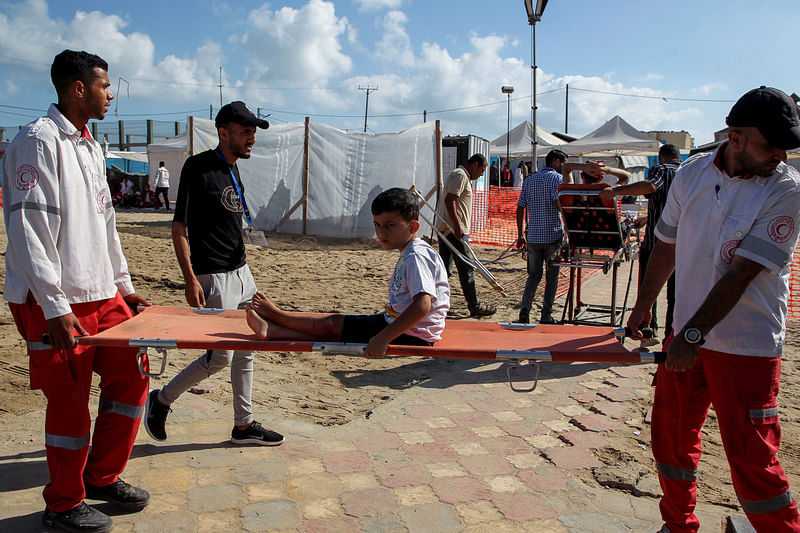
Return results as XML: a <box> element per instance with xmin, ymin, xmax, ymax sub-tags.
<box><xmin>652</xmin><ymin>346</ymin><xmax>799</xmax><ymax>532</ymax></box>
<box><xmin>9</xmin><ymin>292</ymin><xmax>149</xmax><ymax>512</ymax></box>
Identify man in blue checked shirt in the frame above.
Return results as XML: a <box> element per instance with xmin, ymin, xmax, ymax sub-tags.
<box><xmin>514</xmin><ymin>150</ymin><xmax>604</xmax><ymax>324</ymax></box>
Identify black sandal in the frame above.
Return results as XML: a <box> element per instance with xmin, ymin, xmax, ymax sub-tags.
<box><xmin>469</xmin><ymin>303</ymin><xmax>497</xmax><ymax>317</ymax></box>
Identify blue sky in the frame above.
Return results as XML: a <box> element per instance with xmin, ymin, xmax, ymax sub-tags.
<box><xmin>1</xmin><ymin>0</ymin><xmax>798</xmax><ymax>145</ymax></box>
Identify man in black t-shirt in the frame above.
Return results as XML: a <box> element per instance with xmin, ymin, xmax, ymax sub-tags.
<box><xmin>144</xmin><ymin>101</ymin><xmax>284</xmax><ymax>447</ymax></box>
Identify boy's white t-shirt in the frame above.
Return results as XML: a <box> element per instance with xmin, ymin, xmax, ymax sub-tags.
<box><xmin>386</xmin><ymin>238</ymin><xmax>450</xmax><ymax>342</ymax></box>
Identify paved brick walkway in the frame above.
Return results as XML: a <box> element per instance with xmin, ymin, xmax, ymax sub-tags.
<box><xmin>0</xmin><ymin>268</ymin><xmax>734</xmax><ymax>532</ymax></box>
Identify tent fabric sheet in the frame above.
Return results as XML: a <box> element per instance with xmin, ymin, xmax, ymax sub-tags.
<box><xmin>556</xmin><ymin>115</ymin><xmax>660</xmax><ymax>157</ymax></box>
<box><xmin>146</xmin><ymin>119</ymin><xmax>438</xmax><ymax>239</ymax></box>
<box><xmin>80</xmin><ymin>306</ymin><xmax>657</xmax><ymax>363</ymax></box>
<box><xmin>489</xmin><ymin>121</ymin><xmax>564</xmax><ymax>157</ymax></box>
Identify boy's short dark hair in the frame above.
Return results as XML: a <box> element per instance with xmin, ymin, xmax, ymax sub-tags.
<box><xmin>371</xmin><ymin>188</ymin><xmax>419</xmax><ymax>222</ymax></box>
<box><xmin>545</xmin><ymin>149</ymin><xmax>567</xmax><ymax>167</ymax></box>
<box><xmin>51</xmin><ymin>50</ymin><xmax>108</xmax><ymax>96</ymax></box>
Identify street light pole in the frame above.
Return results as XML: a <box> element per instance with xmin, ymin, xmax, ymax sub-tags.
<box><xmin>524</xmin><ymin>0</ymin><xmax>548</xmax><ymax>172</ymax></box>
<box><xmin>501</xmin><ymin>86</ymin><xmax>514</xmax><ymax>171</ymax></box>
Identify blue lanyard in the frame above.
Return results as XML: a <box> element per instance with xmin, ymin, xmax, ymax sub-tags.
<box><xmin>215</xmin><ymin>147</ymin><xmax>253</xmax><ymax>228</ymax></box>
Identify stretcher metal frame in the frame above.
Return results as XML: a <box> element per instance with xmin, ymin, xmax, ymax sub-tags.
<box><xmin>552</xmin><ymin>184</ymin><xmax>640</xmax><ymax>327</ymax></box>
<box><xmin>409</xmin><ymin>185</ymin><xmax>506</xmax><ymax>297</ymax></box>
<box><xmin>77</xmin><ymin>306</ymin><xmax>664</xmax><ymax>392</ymax></box>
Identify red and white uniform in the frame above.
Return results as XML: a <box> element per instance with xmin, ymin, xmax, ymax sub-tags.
<box><xmin>651</xmin><ymin>145</ymin><xmax>800</xmax><ymax>532</ymax></box>
<box><xmin>2</xmin><ymin>104</ymin><xmax>148</xmax><ymax>512</ymax></box>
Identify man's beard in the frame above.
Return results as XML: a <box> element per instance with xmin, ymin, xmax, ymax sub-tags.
<box><xmin>737</xmin><ymin>150</ymin><xmax>780</xmax><ymax>177</ymax></box>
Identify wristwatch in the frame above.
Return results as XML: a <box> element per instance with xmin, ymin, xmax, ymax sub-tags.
<box><xmin>681</xmin><ymin>326</ymin><xmax>705</xmax><ymax>345</ymax></box>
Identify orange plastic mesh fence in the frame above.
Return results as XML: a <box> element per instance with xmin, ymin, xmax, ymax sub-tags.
<box><xmin>471</xmin><ymin>186</ymin><xmax>800</xmax><ymax>318</ymax></box>
<box><xmin>470</xmin><ymin>186</ymin><xmax>598</xmax><ymax>299</ymax></box>
<box><xmin>471</xmin><ymin>186</ymin><xmax>520</xmax><ymax>248</ymax></box>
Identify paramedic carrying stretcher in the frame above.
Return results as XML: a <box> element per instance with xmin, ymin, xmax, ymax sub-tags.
<box><xmin>2</xmin><ymin>50</ymin><xmax>151</xmax><ymax>533</ymax></box>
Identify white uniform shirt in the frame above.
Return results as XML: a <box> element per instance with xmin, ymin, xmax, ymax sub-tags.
<box><xmin>386</xmin><ymin>238</ymin><xmax>450</xmax><ymax>342</ymax></box>
<box><xmin>655</xmin><ymin>145</ymin><xmax>800</xmax><ymax>357</ymax></box>
<box><xmin>2</xmin><ymin>104</ymin><xmax>134</xmax><ymax>319</ymax></box>
<box><xmin>152</xmin><ymin>167</ymin><xmax>170</xmax><ymax>189</ymax></box>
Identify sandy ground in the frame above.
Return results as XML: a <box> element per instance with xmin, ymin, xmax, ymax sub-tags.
<box><xmin>0</xmin><ymin>209</ymin><xmax>798</xmax><ymax>512</ymax></box>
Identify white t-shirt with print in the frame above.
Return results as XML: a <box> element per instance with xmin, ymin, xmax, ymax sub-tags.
<box><xmin>386</xmin><ymin>238</ymin><xmax>450</xmax><ymax>342</ymax></box>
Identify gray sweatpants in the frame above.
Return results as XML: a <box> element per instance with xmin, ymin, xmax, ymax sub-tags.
<box><xmin>159</xmin><ymin>264</ymin><xmax>258</xmax><ymax>426</ymax></box>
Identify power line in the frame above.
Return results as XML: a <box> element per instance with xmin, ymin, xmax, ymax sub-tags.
<box><xmin>568</xmin><ymin>86</ymin><xmax>736</xmax><ymax>103</ymax></box>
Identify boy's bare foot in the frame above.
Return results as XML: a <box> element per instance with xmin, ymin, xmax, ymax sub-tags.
<box><xmin>246</xmin><ymin>305</ymin><xmax>270</xmax><ymax>340</ymax></box>
<box><xmin>251</xmin><ymin>291</ymin><xmax>280</xmax><ymax>320</ymax></box>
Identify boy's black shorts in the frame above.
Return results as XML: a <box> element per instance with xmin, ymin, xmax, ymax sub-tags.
<box><xmin>340</xmin><ymin>313</ymin><xmax>433</xmax><ymax>346</ymax></box>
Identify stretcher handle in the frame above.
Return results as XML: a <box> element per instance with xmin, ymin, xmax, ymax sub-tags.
<box><xmin>612</xmin><ymin>327</ymin><xmax>654</xmax><ymax>339</ymax></box>
<box><xmin>40</xmin><ymin>304</ymin><xmax>151</xmax><ymax>348</ymax></box>
<box><xmin>41</xmin><ymin>334</ymin><xmax>80</xmax><ymax>349</ymax></box>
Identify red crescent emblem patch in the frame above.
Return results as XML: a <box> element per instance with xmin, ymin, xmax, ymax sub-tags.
<box><xmin>720</xmin><ymin>239</ymin><xmax>740</xmax><ymax>264</ymax></box>
<box><xmin>96</xmin><ymin>189</ymin><xmax>107</xmax><ymax>214</ymax></box>
<box><xmin>15</xmin><ymin>164</ymin><xmax>39</xmax><ymax>190</ymax></box>
<box><xmin>767</xmin><ymin>216</ymin><xmax>794</xmax><ymax>243</ymax></box>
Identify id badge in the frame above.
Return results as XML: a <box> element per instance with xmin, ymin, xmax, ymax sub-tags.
<box><xmin>247</xmin><ymin>229</ymin><xmax>269</xmax><ymax>248</ymax></box>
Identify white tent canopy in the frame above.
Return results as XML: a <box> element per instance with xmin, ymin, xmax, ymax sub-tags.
<box><xmin>489</xmin><ymin>120</ymin><xmax>563</xmax><ymax>157</ymax></box>
<box><xmin>557</xmin><ymin>115</ymin><xmax>660</xmax><ymax>157</ymax></box>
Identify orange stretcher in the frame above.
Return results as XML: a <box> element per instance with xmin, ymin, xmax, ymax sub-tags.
<box><xmin>77</xmin><ymin>306</ymin><xmax>664</xmax><ymax>383</ymax></box>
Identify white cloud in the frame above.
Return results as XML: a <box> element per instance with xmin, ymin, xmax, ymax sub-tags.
<box><xmin>236</xmin><ymin>0</ymin><xmax>352</xmax><ymax>88</ymax></box>
<box><xmin>0</xmin><ymin>0</ymin><xmax>223</xmax><ymax>104</ymax></box>
<box><xmin>540</xmin><ymin>74</ymin><xmax>702</xmax><ymax>137</ymax></box>
<box><xmin>353</xmin><ymin>0</ymin><xmax>403</xmax><ymax>12</ymax></box>
<box><xmin>693</xmin><ymin>82</ymin><xmax>726</xmax><ymax>96</ymax></box>
<box><xmin>374</xmin><ymin>10</ymin><xmax>414</xmax><ymax>67</ymax></box>
<box><xmin>2</xmin><ymin>80</ymin><xmax>20</xmax><ymax>97</ymax></box>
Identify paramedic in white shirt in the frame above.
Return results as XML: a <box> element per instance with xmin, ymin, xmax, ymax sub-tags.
<box><xmin>2</xmin><ymin>49</ymin><xmax>151</xmax><ymax>533</ymax></box>
<box><xmin>628</xmin><ymin>86</ymin><xmax>800</xmax><ymax>533</ymax></box>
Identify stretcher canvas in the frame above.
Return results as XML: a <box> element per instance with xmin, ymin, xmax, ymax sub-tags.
<box><xmin>80</xmin><ymin>305</ymin><xmax>655</xmax><ymax>363</ymax></box>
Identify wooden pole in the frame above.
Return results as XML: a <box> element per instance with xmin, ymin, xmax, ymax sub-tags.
<box><xmin>435</xmin><ymin>120</ymin><xmax>442</xmax><ymax>193</ymax></box>
<box><xmin>433</xmin><ymin>120</ymin><xmax>442</xmax><ymax>241</ymax></box>
<box><xmin>302</xmin><ymin>117</ymin><xmax>310</xmax><ymax>235</ymax></box>
<box><xmin>188</xmin><ymin>116</ymin><xmax>194</xmax><ymax>155</ymax></box>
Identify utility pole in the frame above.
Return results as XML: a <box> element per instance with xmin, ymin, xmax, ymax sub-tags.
<box><xmin>358</xmin><ymin>85</ymin><xmax>378</xmax><ymax>132</ymax></box>
<box><xmin>218</xmin><ymin>66</ymin><xmax>224</xmax><ymax>107</ymax></box>
<box><xmin>565</xmin><ymin>83</ymin><xmax>569</xmax><ymax>134</ymax></box>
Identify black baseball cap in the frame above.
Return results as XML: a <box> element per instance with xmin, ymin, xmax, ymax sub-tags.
<box><xmin>215</xmin><ymin>101</ymin><xmax>269</xmax><ymax>129</ymax></box>
<box><xmin>726</xmin><ymin>86</ymin><xmax>800</xmax><ymax>150</ymax></box>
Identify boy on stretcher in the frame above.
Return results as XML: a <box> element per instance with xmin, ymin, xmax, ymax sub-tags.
<box><xmin>246</xmin><ymin>188</ymin><xmax>451</xmax><ymax>358</ymax></box>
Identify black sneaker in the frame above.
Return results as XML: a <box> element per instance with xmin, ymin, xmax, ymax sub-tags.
<box><xmin>84</xmin><ymin>478</ymin><xmax>150</xmax><ymax>511</ymax></box>
<box><xmin>145</xmin><ymin>389</ymin><xmax>170</xmax><ymax>441</ymax></box>
<box><xmin>42</xmin><ymin>502</ymin><xmax>113</xmax><ymax>533</ymax></box>
<box><xmin>539</xmin><ymin>316</ymin><xmax>558</xmax><ymax>325</ymax></box>
<box><xmin>231</xmin><ymin>421</ymin><xmax>284</xmax><ymax>446</ymax></box>
<box><xmin>517</xmin><ymin>308</ymin><xmax>530</xmax><ymax>324</ymax></box>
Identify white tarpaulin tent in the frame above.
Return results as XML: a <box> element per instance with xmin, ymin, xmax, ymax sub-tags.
<box><xmin>147</xmin><ymin>118</ymin><xmax>219</xmax><ymax>200</ymax></box>
<box><xmin>106</xmin><ymin>150</ymin><xmax>148</xmax><ymax>163</ymax></box>
<box><xmin>147</xmin><ymin>118</ymin><xmax>439</xmax><ymax>239</ymax></box>
<box><xmin>557</xmin><ymin>115</ymin><xmax>660</xmax><ymax>157</ymax></box>
<box><xmin>489</xmin><ymin>120</ymin><xmax>563</xmax><ymax>157</ymax></box>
